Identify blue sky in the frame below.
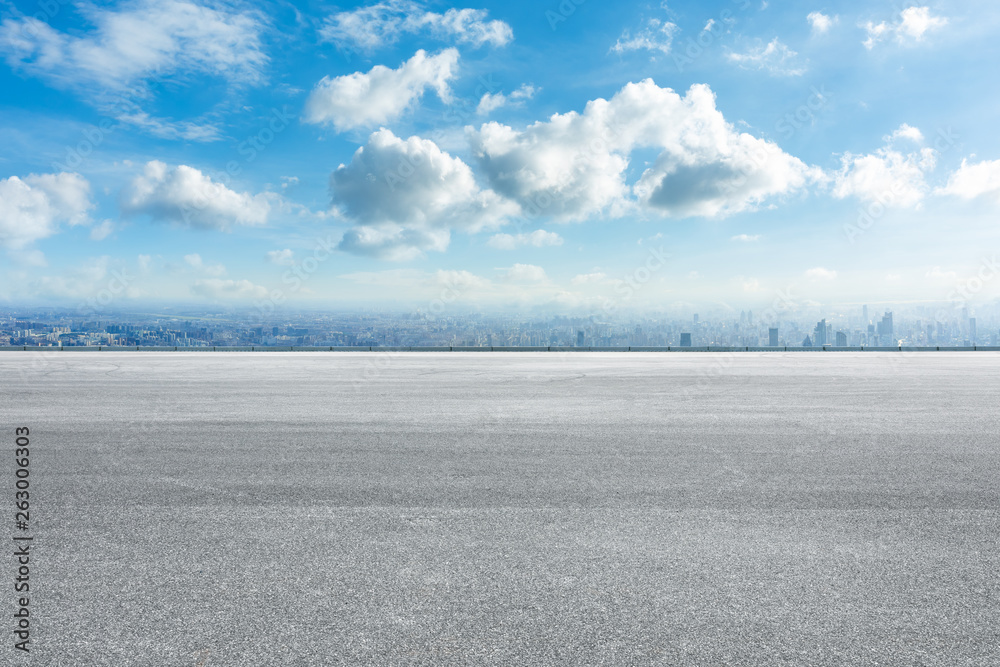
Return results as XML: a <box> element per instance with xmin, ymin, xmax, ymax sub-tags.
<box><xmin>2</xmin><ymin>0</ymin><xmax>1000</xmax><ymax>314</ymax></box>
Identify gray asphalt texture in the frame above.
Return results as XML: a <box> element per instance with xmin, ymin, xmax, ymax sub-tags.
<box><xmin>1</xmin><ymin>351</ymin><xmax>998</xmax><ymax>666</ymax></box>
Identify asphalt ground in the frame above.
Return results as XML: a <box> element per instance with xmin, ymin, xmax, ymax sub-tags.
<box><xmin>1</xmin><ymin>352</ymin><xmax>997</xmax><ymax>666</ymax></box>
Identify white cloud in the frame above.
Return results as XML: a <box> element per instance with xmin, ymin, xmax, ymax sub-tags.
<box><xmin>807</xmin><ymin>12</ymin><xmax>837</xmax><ymax>34</ymax></box>
<box><xmin>703</xmin><ymin>19</ymin><xmax>716</xmax><ymax>33</ymax></box>
<box><xmin>500</xmin><ymin>263</ymin><xmax>547</xmax><ymax>282</ymax></box>
<box><xmin>937</xmin><ymin>159</ymin><xmax>1000</xmax><ymax>203</ymax></box>
<box><xmin>468</xmin><ymin>80</ymin><xmax>816</xmax><ymax>221</ymax></box>
<box><xmin>863</xmin><ymin>6</ymin><xmax>947</xmax><ymax>49</ymax></box>
<box><xmin>138</xmin><ymin>254</ymin><xmax>152</xmax><ymax>271</ymax></box>
<box><xmin>887</xmin><ymin>123</ymin><xmax>924</xmax><ymax>144</ymax></box>
<box><xmin>0</xmin><ymin>172</ymin><xmax>92</xmax><ymax>249</ymax></box>
<box><xmin>320</xmin><ymin>1</ymin><xmax>512</xmax><ymax>52</ymax></box>
<box><xmin>476</xmin><ymin>84</ymin><xmax>536</xmax><ymax>115</ymax></box>
<box><xmin>267</xmin><ymin>249</ymin><xmax>296</xmax><ymax>265</ymax></box>
<box><xmin>730</xmin><ymin>234</ymin><xmax>760</xmax><ymax>242</ymax></box>
<box><xmin>899</xmin><ymin>6</ymin><xmax>948</xmax><ymax>39</ymax></box>
<box><xmin>571</xmin><ymin>271</ymin><xmax>607</xmax><ymax>285</ymax></box>
<box><xmin>805</xmin><ymin>267</ymin><xmax>838</xmax><ymax>281</ymax></box>
<box><xmin>304</xmin><ymin>49</ymin><xmax>458</xmax><ymax>132</ymax></box>
<box><xmin>0</xmin><ymin>0</ymin><xmax>266</xmax><ymax>92</ymax></box>
<box><xmin>331</xmin><ymin>129</ymin><xmax>517</xmax><ymax>259</ymax></box>
<box><xmin>121</xmin><ymin>161</ymin><xmax>272</xmax><ymax>230</ymax></box>
<box><xmin>487</xmin><ymin>229</ymin><xmax>563</xmax><ymax>249</ymax></box>
<box><xmin>925</xmin><ymin>266</ymin><xmax>957</xmax><ymax>282</ymax></box>
<box><xmin>727</xmin><ymin>38</ymin><xmax>806</xmax><ymax>76</ymax></box>
<box><xmin>611</xmin><ymin>18</ymin><xmax>678</xmax><ymax>55</ymax></box>
<box><xmin>191</xmin><ymin>278</ymin><xmax>268</xmax><ymax>300</ymax></box>
<box><xmin>832</xmin><ymin>131</ymin><xmax>937</xmax><ymax>208</ymax></box>
<box><xmin>184</xmin><ymin>253</ymin><xmax>226</xmax><ymax>276</ymax></box>
<box><xmin>115</xmin><ymin>111</ymin><xmax>222</xmax><ymax>143</ymax></box>
<box><xmin>89</xmin><ymin>219</ymin><xmax>115</xmax><ymax>241</ymax></box>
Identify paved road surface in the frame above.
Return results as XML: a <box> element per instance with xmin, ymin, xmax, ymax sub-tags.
<box><xmin>1</xmin><ymin>352</ymin><xmax>997</xmax><ymax>665</ymax></box>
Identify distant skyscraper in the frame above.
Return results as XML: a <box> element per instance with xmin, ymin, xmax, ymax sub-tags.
<box><xmin>577</xmin><ymin>330</ymin><xmax>585</xmax><ymax>347</ymax></box>
<box><xmin>863</xmin><ymin>304</ymin><xmax>868</xmax><ymax>323</ymax></box>
<box><xmin>747</xmin><ymin>310</ymin><xmax>753</xmax><ymax>325</ymax></box>
<box><xmin>836</xmin><ymin>331</ymin><xmax>847</xmax><ymax>347</ymax></box>
<box><xmin>813</xmin><ymin>319</ymin><xmax>827</xmax><ymax>346</ymax></box>
<box><xmin>768</xmin><ymin>328</ymin><xmax>779</xmax><ymax>346</ymax></box>
<box><xmin>970</xmin><ymin>318</ymin><xmax>977</xmax><ymax>344</ymax></box>
<box><xmin>876</xmin><ymin>311</ymin><xmax>894</xmax><ymax>345</ymax></box>
<box><xmin>693</xmin><ymin>314</ymin><xmax>699</xmax><ymax>324</ymax></box>
<box><xmin>680</xmin><ymin>333</ymin><xmax>692</xmax><ymax>347</ymax></box>
<box><xmin>803</xmin><ymin>335</ymin><xmax>813</xmax><ymax>347</ymax></box>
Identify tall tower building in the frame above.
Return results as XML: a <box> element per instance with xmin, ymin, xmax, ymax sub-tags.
<box><xmin>813</xmin><ymin>319</ymin><xmax>827</xmax><ymax>346</ymax></box>
<box><xmin>680</xmin><ymin>333</ymin><xmax>692</xmax><ymax>347</ymax></box>
<box><xmin>970</xmin><ymin>318</ymin><xmax>977</xmax><ymax>344</ymax></box>
<box><xmin>769</xmin><ymin>328</ymin><xmax>779</xmax><ymax>346</ymax></box>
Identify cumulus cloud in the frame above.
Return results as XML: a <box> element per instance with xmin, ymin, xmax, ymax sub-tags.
<box><xmin>304</xmin><ymin>49</ymin><xmax>458</xmax><ymax>132</ymax></box>
<box><xmin>320</xmin><ymin>1</ymin><xmax>512</xmax><ymax>51</ymax></box>
<box><xmin>331</xmin><ymin>129</ymin><xmax>517</xmax><ymax>259</ymax></box>
<box><xmin>863</xmin><ymin>6</ymin><xmax>947</xmax><ymax>49</ymax></box>
<box><xmin>89</xmin><ymin>219</ymin><xmax>115</xmax><ymax>241</ymax></box>
<box><xmin>0</xmin><ymin>0</ymin><xmax>266</xmax><ymax>92</ymax></box>
<box><xmin>487</xmin><ymin>229</ymin><xmax>563</xmax><ymax>249</ymax></box>
<box><xmin>611</xmin><ymin>18</ymin><xmax>678</xmax><ymax>55</ymax></box>
<box><xmin>805</xmin><ymin>267</ymin><xmax>837</xmax><ymax>281</ymax></box>
<box><xmin>571</xmin><ymin>271</ymin><xmax>608</xmax><ymax>285</ymax></box>
<box><xmin>184</xmin><ymin>253</ymin><xmax>226</xmax><ymax>276</ymax></box>
<box><xmin>121</xmin><ymin>161</ymin><xmax>272</xmax><ymax>229</ymax></box>
<box><xmin>832</xmin><ymin>127</ymin><xmax>937</xmax><ymax>208</ymax></box>
<box><xmin>267</xmin><ymin>249</ymin><xmax>295</xmax><ymax>265</ymax></box>
<box><xmin>807</xmin><ymin>12</ymin><xmax>837</xmax><ymax>34</ymax></box>
<box><xmin>476</xmin><ymin>84</ymin><xmax>536</xmax><ymax>115</ymax></box>
<box><xmin>887</xmin><ymin>123</ymin><xmax>924</xmax><ymax>143</ymax></box>
<box><xmin>191</xmin><ymin>278</ymin><xmax>268</xmax><ymax>300</ymax></box>
<box><xmin>0</xmin><ymin>172</ymin><xmax>92</xmax><ymax>249</ymax></box>
<box><xmin>731</xmin><ymin>234</ymin><xmax>760</xmax><ymax>242</ymax></box>
<box><xmin>727</xmin><ymin>38</ymin><xmax>806</xmax><ymax>76</ymax></box>
<box><xmin>468</xmin><ymin>80</ymin><xmax>816</xmax><ymax>221</ymax></box>
<box><xmin>500</xmin><ymin>263</ymin><xmax>547</xmax><ymax>282</ymax></box>
<box><xmin>937</xmin><ymin>159</ymin><xmax>1000</xmax><ymax>203</ymax></box>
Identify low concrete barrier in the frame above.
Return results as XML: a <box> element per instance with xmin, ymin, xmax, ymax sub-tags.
<box><xmin>1</xmin><ymin>345</ymin><xmax>999</xmax><ymax>353</ymax></box>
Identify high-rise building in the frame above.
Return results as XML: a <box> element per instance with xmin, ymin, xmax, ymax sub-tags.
<box><xmin>693</xmin><ymin>314</ymin><xmax>699</xmax><ymax>324</ymax></box>
<box><xmin>813</xmin><ymin>319</ymin><xmax>827</xmax><ymax>346</ymax></box>
<box><xmin>576</xmin><ymin>330</ymin><xmax>585</xmax><ymax>347</ymax></box>
<box><xmin>863</xmin><ymin>304</ymin><xmax>869</xmax><ymax>324</ymax></box>
<box><xmin>768</xmin><ymin>328</ymin><xmax>779</xmax><ymax>346</ymax></box>
<box><xmin>876</xmin><ymin>311</ymin><xmax>894</xmax><ymax>345</ymax></box>
<box><xmin>680</xmin><ymin>332</ymin><xmax>692</xmax><ymax>347</ymax></box>
<box><xmin>970</xmin><ymin>318</ymin><xmax>977</xmax><ymax>344</ymax></box>
<box><xmin>836</xmin><ymin>331</ymin><xmax>847</xmax><ymax>346</ymax></box>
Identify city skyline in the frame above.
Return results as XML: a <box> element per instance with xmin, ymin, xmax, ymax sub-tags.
<box><xmin>3</xmin><ymin>1</ymin><xmax>1000</xmax><ymax>309</ymax></box>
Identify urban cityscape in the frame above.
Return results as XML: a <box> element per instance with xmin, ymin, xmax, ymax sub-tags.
<box><xmin>1</xmin><ymin>302</ymin><xmax>996</xmax><ymax>349</ymax></box>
